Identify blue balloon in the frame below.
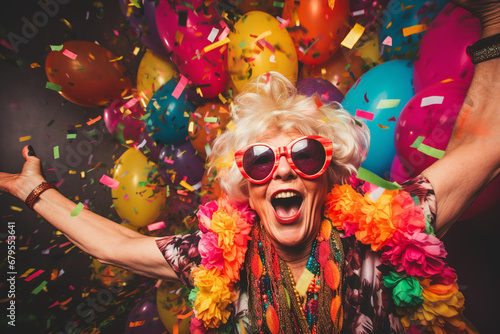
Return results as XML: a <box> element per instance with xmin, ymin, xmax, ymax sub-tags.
<box><xmin>342</xmin><ymin>60</ymin><xmax>415</xmax><ymax>178</ymax></box>
<box><xmin>379</xmin><ymin>0</ymin><xmax>447</xmax><ymax>61</ymax></box>
<box><xmin>145</xmin><ymin>77</ymin><xmax>196</xmax><ymax>145</ymax></box>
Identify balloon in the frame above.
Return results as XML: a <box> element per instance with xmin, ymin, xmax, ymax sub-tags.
<box><xmin>413</xmin><ymin>4</ymin><xmax>480</xmax><ymax>93</ymax></box>
<box><xmin>296</xmin><ymin>78</ymin><xmax>344</xmax><ymax>104</ymax></box>
<box><xmin>103</xmin><ymin>97</ymin><xmax>145</xmax><ymax>146</ymax></box>
<box><xmin>124</xmin><ymin>291</ymin><xmax>167</xmax><ymax>334</ymax></box>
<box><xmin>158</xmin><ymin>141</ymin><xmax>205</xmax><ymax>188</ymax></box>
<box><xmin>395</xmin><ymin>80</ymin><xmax>469</xmax><ymax>177</ymax></box>
<box><xmin>379</xmin><ymin>0</ymin><xmax>447</xmax><ymax>61</ymax></box>
<box><xmin>112</xmin><ymin>148</ymin><xmax>167</xmax><ymax>227</ymax></box>
<box><xmin>282</xmin><ymin>0</ymin><xmax>350</xmax><ymax>65</ymax></box>
<box><xmin>188</xmin><ymin>103</ymin><xmax>231</xmax><ymax>159</ymax></box>
<box><xmin>350</xmin><ymin>0</ymin><xmax>390</xmax><ymax>31</ymax></box>
<box><xmin>144</xmin><ymin>77</ymin><xmax>197</xmax><ymax>145</ymax></box>
<box><xmin>342</xmin><ymin>60</ymin><xmax>414</xmax><ymax>178</ymax></box>
<box><xmin>459</xmin><ymin>177</ymin><xmax>500</xmax><ymax>221</ymax></box>
<box><xmin>156</xmin><ymin>281</ymin><xmax>191</xmax><ymax>334</ymax></box>
<box><xmin>155</xmin><ymin>0</ymin><xmax>228</xmax><ymax>98</ymax></box>
<box><xmin>228</xmin><ymin>11</ymin><xmax>298</xmax><ymax>92</ymax></box>
<box><xmin>300</xmin><ymin>47</ymin><xmax>366</xmax><ymax>96</ymax></box>
<box><xmin>390</xmin><ymin>155</ymin><xmax>412</xmax><ymax>184</ymax></box>
<box><xmin>137</xmin><ymin>49</ymin><xmax>178</xmax><ymax>108</ymax></box>
<box><xmin>118</xmin><ymin>0</ymin><xmax>167</xmax><ymax>56</ymax></box>
<box><xmin>45</xmin><ymin>41</ymin><xmax>133</xmax><ymax>107</ymax></box>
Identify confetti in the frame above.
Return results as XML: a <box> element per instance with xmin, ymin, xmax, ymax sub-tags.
<box><xmin>147</xmin><ymin>221</ymin><xmax>166</xmax><ymax>231</ymax></box>
<box><xmin>420</xmin><ymin>96</ymin><xmax>444</xmax><ymax>107</ymax></box>
<box><xmin>341</xmin><ymin>23</ymin><xmax>365</xmax><ymax>49</ymax></box>
<box><xmin>402</xmin><ymin>24</ymin><xmax>427</xmax><ymax>37</ymax></box>
<box><xmin>19</xmin><ymin>135</ymin><xmax>31</xmax><ymax>142</ymax></box>
<box><xmin>356</xmin><ymin>167</ymin><xmax>401</xmax><ymax>190</ymax></box>
<box><xmin>376</xmin><ymin>99</ymin><xmax>400</xmax><ymax>109</ymax></box>
<box><xmin>99</xmin><ymin>175</ymin><xmax>119</xmax><ymax>189</ymax></box>
<box><xmin>53</xmin><ymin>146</ymin><xmax>60</xmax><ymax>159</ymax></box>
<box><xmin>180</xmin><ymin>180</ymin><xmax>195</xmax><ymax>192</ymax></box>
<box><xmin>352</xmin><ymin>9</ymin><xmax>365</xmax><ymax>16</ymax></box>
<box><xmin>377</xmin><ymin>124</ymin><xmax>390</xmax><ymax>129</ymax></box>
<box><xmin>62</xmin><ymin>49</ymin><xmax>77</xmax><ymax>60</ymax></box>
<box><xmin>355</xmin><ymin>110</ymin><xmax>374</xmax><ymax>121</ymax></box>
<box><xmin>269</xmin><ymin>55</ymin><xmax>276</xmax><ymax>63</ymax></box>
<box><xmin>70</xmin><ymin>202</ymin><xmax>84</xmax><ymax>217</ymax></box>
<box><xmin>171</xmin><ymin>75</ymin><xmax>189</xmax><ymax>99</ymax></box>
<box><xmin>273</xmin><ymin>1</ymin><xmax>284</xmax><ymax>8</ymax></box>
<box><xmin>86</xmin><ymin>116</ymin><xmax>102</xmax><ymax>125</ymax></box>
<box><xmin>204</xmin><ymin>117</ymin><xmax>218</xmax><ymax>123</ymax></box>
<box><xmin>25</xmin><ymin>269</ymin><xmax>45</xmax><ymax>282</ymax></box>
<box><xmin>50</xmin><ymin>45</ymin><xmax>63</xmax><ymax>51</ymax></box>
<box><xmin>207</xmin><ymin>27</ymin><xmax>219</xmax><ymax>42</ymax></box>
<box><xmin>417</xmin><ymin>143</ymin><xmax>445</xmax><ymax>159</ymax></box>
<box><xmin>46</xmin><ymin>82</ymin><xmax>62</xmax><ymax>92</ymax></box>
<box><xmin>203</xmin><ymin>37</ymin><xmax>230</xmax><ymax>53</ymax></box>
<box><xmin>31</xmin><ymin>281</ymin><xmax>48</xmax><ymax>295</ymax></box>
<box><xmin>382</xmin><ymin>36</ymin><xmax>392</xmax><ymax>46</ymax></box>
<box><xmin>164</xmin><ymin>157</ymin><xmax>174</xmax><ymax>164</ymax></box>
<box><xmin>410</xmin><ymin>136</ymin><xmax>425</xmax><ymax>148</ymax></box>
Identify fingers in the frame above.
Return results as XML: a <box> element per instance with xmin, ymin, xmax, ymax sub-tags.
<box><xmin>22</xmin><ymin>145</ymin><xmax>37</xmax><ymax>160</ymax></box>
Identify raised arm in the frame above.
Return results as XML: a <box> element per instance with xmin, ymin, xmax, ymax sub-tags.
<box><xmin>0</xmin><ymin>146</ymin><xmax>178</xmax><ymax>280</ymax></box>
<box><xmin>422</xmin><ymin>0</ymin><xmax>500</xmax><ymax>237</ymax></box>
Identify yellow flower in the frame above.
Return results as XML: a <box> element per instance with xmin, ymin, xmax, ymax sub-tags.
<box><xmin>211</xmin><ymin>209</ymin><xmax>236</xmax><ymax>251</ymax></box>
<box><xmin>192</xmin><ymin>266</ymin><xmax>237</xmax><ymax>328</ymax></box>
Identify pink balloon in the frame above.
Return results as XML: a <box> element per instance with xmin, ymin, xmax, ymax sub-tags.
<box><xmin>395</xmin><ymin>80</ymin><xmax>469</xmax><ymax>176</ymax></box>
<box><xmin>390</xmin><ymin>155</ymin><xmax>412</xmax><ymax>184</ymax></box>
<box><xmin>103</xmin><ymin>98</ymin><xmax>145</xmax><ymax>145</ymax></box>
<box><xmin>155</xmin><ymin>0</ymin><xmax>227</xmax><ymax>98</ymax></box>
<box><xmin>395</xmin><ymin>79</ymin><xmax>500</xmax><ymax>220</ymax></box>
<box><xmin>413</xmin><ymin>4</ymin><xmax>480</xmax><ymax>93</ymax></box>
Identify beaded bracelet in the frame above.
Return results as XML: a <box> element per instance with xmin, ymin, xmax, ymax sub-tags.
<box><xmin>467</xmin><ymin>32</ymin><xmax>500</xmax><ymax>64</ymax></box>
<box><xmin>25</xmin><ymin>182</ymin><xmax>57</xmax><ymax>209</ymax></box>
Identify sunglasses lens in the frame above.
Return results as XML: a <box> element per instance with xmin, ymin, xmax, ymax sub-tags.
<box><xmin>291</xmin><ymin>138</ymin><xmax>326</xmax><ymax>175</ymax></box>
<box><xmin>242</xmin><ymin>145</ymin><xmax>275</xmax><ymax>181</ymax></box>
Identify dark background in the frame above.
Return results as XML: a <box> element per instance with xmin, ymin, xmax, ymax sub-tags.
<box><xmin>0</xmin><ymin>0</ymin><xmax>499</xmax><ymax>333</ymax></box>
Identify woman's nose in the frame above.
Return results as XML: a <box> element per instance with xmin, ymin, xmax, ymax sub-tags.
<box><xmin>273</xmin><ymin>155</ymin><xmax>297</xmax><ymax>181</ymax></box>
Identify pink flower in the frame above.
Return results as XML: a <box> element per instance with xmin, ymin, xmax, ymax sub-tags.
<box><xmin>190</xmin><ymin>315</ymin><xmax>208</xmax><ymax>334</ymax></box>
<box><xmin>361</xmin><ymin>181</ymin><xmax>378</xmax><ymax>194</ymax></box>
<box><xmin>199</xmin><ymin>232</ymin><xmax>224</xmax><ymax>270</ymax></box>
<box><xmin>197</xmin><ymin>200</ymin><xmax>219</xmax><ymax>233</ymax></box>
<box><xmin>381</xmin><ymin>231</ymin><xmax>447</xmax><ymax>278</ymax></box>
<box><xmin>348</xmin><ymin>174</ymin><xmax>361</xmax><ymax>188</ymax></box>
<box><xmin>236</xmin><ymin>202</ymin><xmax>257</xmax><ymax>226</ymax></box>
<box><xmin>431</xmin><ymin>265</ymin><xmax>457</xmax><ymax>286</ymax></box>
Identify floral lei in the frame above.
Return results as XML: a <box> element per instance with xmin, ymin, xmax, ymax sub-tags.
<box><xmin>188</xmin><ymin>180</ymin><xmax>472</xmax><ymax>333</ymax></box>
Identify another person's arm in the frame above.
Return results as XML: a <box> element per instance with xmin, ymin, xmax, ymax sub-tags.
<box><xmin>422</xmin><ymin>0</ymin><xmax>500</xmax><ymax>237</ymax></box>
<box><xmin>0</xmin><ymin>146</ymin><xmax>178</xmax><ymax>280</ymax></box>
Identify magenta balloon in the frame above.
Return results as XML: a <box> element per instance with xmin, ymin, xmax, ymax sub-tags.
<box><xmin>413</xmin><ymin>4</ymin><xmax>480</xmax><ymax>93</ymax></box>
<box><xmin>155</xmin><ymin>0</ymin><xmax>228</xmax><ymax>98</ymax></box>
<box><xmin>103</xmin><ymin>98</ymin><xmax>145</xmax><ymax>145</ymax></box>
<box><xmin>395</xmin><ymin>80</ymin><xmax>469</xmax><ymax>176</ymax></box>
<box><xmin>459</xmin><ymin>176</ymin><xmax>500</xmax><ymax>221</ymax></box>
<box><xmin>390</xmin><ymin>155</ymin><xmax>412</xmax><ymax>184</ymax></box>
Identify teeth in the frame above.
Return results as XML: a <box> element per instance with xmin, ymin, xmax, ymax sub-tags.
<box><xmin>274</xmin><ymin>191</ymin><xmax>299</xmax><ymax>199</ymax></box>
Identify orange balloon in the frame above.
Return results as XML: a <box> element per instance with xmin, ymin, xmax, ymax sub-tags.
<box><xmin>45</xmin><ymin>40</ymin><xmax>132</xmax><ymax>107</ymax></box>
<box><xmin>188</xmin><ymin>103</ymin><xmax>231</xmax><ymax>159</ymax></box>
<box><xmin>282</xmin><ymin>0</ymin><xmax>350</xmax><ymax>65</ymax></box>
<box><xmin>300</xmin><ymin>48</ymin><xmax>366</xmax><ymax>95</ymax></box>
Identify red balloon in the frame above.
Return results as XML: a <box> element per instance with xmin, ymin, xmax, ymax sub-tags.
<box><xmin>45</xmin><ymin>40</ymin><xmax>132</xmax><ymax>107</ymax></box>
<box><xmin>282</xmin><ymin>0</ymin><xmax>350</xmax><ymax>64</ymax></box>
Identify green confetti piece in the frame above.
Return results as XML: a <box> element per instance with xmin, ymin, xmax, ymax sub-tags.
<box><xmin>71</xmin><ymin>202</ymin><xmax>84</xmax><ymax>217</ymax></box>
<box><xmin>204</xmin><ymin>117</ymin><xmax>218</xmax><ymax>123</ymax></box>
<box><xmin>356</xmin><ymin>167</ymin><xmax>401</xmax><ymax>190</ymax></box>
<box><xmin>50</xmin><ymin>45</ymin><xmax>63</xmax><ymax>51</ymax></box>
<box><xmin>273</xmin><ymin>1</ymin><xmax>284</xmax><ymax>7</ymax></box>
<box><xmin>417</xmin><ymin>143</ymin><xmax>445</xmax><ymax>159</ymax></box>
<box><xmin>376</xmin><ymin>99</ymin><xmax>400</xmax><ymax>109</ymax></box>
<box><xmin>31</xmin><ymin>280</ymin><xmax>48</xmax><ymax>295</ymax></box>
<box><xmin>410</xmin><ymin>136</ymin><xmax>425</xmax><ymax>148</ymax></box>
<box><xmin>238</xmin><ymin>40</ymin><xmax>248</xmax><ymax>49</ymax></box>
<box><xmin>46</xmin><ymin>82</ymin><xmax>62</xmax><ymax>92</ymax></box>
<box><xmin>66</xmin><ymin>134</ymin><xmax>77</xmax><ymax>139</ymax></box>
<box><xmin>139</xmin><ymin>181</ymin><xmax>148</xmax><ymax>187</ymax></box>
<box><xmin>53</xmin><ymin>146</ymin><xmax>59</xmax><ymax>159</ymax></box>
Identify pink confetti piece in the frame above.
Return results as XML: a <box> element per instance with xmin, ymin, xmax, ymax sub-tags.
<box><xmin>279</xmin><ymin>18</ymin><xmax>290</xmax><ymax>29</ymax></box>
<box><xmin>49</xmin><ymin>301</ymin><xmax>60</xmax><ymax>308</ymax></box>
<box><xmin>164</xmin><ymin>157</ymin><xmax>174</xmax><ymax>164</ymax></box>
<box><xmin>355</xmin><ymin>109</ymin><xmax>375</xmax><ymax>121</ymax></box>
<box><xmin>147</xmin><ymin>221</ymin><xmax>166</xmax><ymax>231</ymax></box>
<box><xmin>59</xmin><ymin>241</ymin><xmax>72</xmax><ymax>248</ymax></box>
<box><xmin>114</xmin><ymin>30</ymin><xmax>119</xmax><ymax>36</ymax></box>
<box><xmin>218</xmin><ymin>26</ymin><xmax>230</xmax><ymax>41</ymax></box>
<box><xmin>122</xmin><ymin>97</ymin><xmax>138</xmax><ymax>109</ymax></box>
<box><xmin>99</xmin><ymin>174</ymin><xmax>119</xmax><ymax>189</ymax></box>
<box><xmin>382</xmin><ymin>36</ymin><xmax>392</xmax><ymax>46</ymax></box>
<box><xmin>25</xmin><ymin>269</ymin><xmax>45</xmax><ymax>282</ymax></box>
<box><xmin>62</xmin><ymin>49</ymin><xmax>77</xmax><ymax>60</ymax></box>
<box><xmin>171</xmin><ymin>75</ymin><xmax>189</xmax><ymax>99</ymax></box>
<box><xmin>1</xmin><ymin>39</ymin><xmax>14</xmax><ymax>50</ymax></box>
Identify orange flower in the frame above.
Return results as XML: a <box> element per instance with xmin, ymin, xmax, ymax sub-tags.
<box><xmin>324</xmin><ymin>184</ymin><xmax>363</xmax><ymax>229</ymax></box>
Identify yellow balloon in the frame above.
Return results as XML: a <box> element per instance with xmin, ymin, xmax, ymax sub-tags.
<box><xmin>156</xmin><ymin>281</ymin><xmax>191</xmax><ymax>334</ymax></box>
<box><xmin>228</xmin><ymin>11</ymin><xmax>298</xmax><ymax>92</ymax></box>
<box><xmin>137</xmin><ymin>49</ymin><xmax>178</xmax><ymax>108</ymax></box>
<box><xmin>112</xmin><ymin>148</ymin><xmax>167</xmax><ymax>227</ymax></box>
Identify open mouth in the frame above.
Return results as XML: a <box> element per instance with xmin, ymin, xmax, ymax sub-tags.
<box><xmin>271</xmin><ymin>190</ymin><xmax>303</xmax><ymax>224</ymax></box>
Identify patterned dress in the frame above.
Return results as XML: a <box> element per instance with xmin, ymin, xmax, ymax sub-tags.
<box><xmin>156</xmin><ymin>176</ymin><xmax>437</xmax><ymax>333</ymax></box>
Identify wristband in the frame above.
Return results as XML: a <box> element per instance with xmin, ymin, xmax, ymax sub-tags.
<box><xmin>25</xmin><ymin>182</ymin><xmax>57</xmax><ymax>209</ymax></box>
<box><xmin>467</xmin><ymin>33</ymin><xmax>500</xmax><ymax>64</ymax></box>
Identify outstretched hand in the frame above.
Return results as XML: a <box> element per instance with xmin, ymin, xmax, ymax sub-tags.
<box><xmin>0</xmin><ymin>146</ymin><xmax>47</xmax><ymax>202</ymax></box>
<box><xmin>451</xmin><ymin>0</ymin><xmax>500</xmax><ymax>37</ymax></box>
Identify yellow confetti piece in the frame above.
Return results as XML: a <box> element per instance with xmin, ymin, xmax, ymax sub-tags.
<box><xmin>402</xmin><ymin>24</ymin><xmax>427</xmax><ymax>37</ymax></box>
<box><xmin>376</xmin><ymin>99</ymin><xmax>400</xmax><ymax>109</ymax></box>
<box><xmin>196</xmin><ymin>87</ymin><xmax>204</xmax><ymax>97</ymax></box>
<box><xmin>218</xmin><ymin>93</ymin><xmax>227</xmax><ymax>104</ymax></box>
<box><xmin>10</xmin><ymin>206</ymin><xmax>23</xmax><ymax>212</ymax></box>
<box><xmin>378</xmin><ymin>124</ymin><xmax>390</xmax><ymax>129</ymax></box>
<box><xmin>19</xmin><ymin>135</ymin><xmax>31</xmax><ymax>142</ymax></box>
<box><xmin>180</xmin><ymin>180</ymin><xmax>195</xmax><ymax>192</ymax></box>
<box><xmin>69</xmin><ymin>170</ymin><xmax>77</xmax><ymax>174</ymax></box>
<box><xmin>109</xmin><ymin>56</ymin><xmax>123</xmax><ymax>62</ymax></box>
<box><xmin>226</xmin><ymin>121</ymin><xmax>236</xmax><ymax>131</ymax></box>
<box><xmin>133</xmin><ymin>46</ymin><xmax>140</xmax><ymax>55</ymax></box>
<box><xmin>441</xmin><ymin>78</ymin><xmax>454</xmax><ymax>83</ymax></box>
<box><xmin>20</xmin><ymin>268</ymin><xmax>35</xmax><ymax>278</ymax></box>
<box><xmin>341</xmin><ymin>23</ymin><xmax>365</xmax><ymax>49</ymax></box>
<box><xmin>30</xmin><ymin>63</ymin><xmax>41</xmax><ymax>68</ymax></box>
<box><xmin>386</xmin><ymin>22</ymin><xmax>392</xmax><ymax>29</ymax></box>
<box><xmin>203</xmin><ymin>37</ymin><xmax>230</xmax><ymax>53</ymax></box>
<box><xmin>328</xmin><ymin>0</ymin><xmax>335</xmax><ymax>10</ymax></box>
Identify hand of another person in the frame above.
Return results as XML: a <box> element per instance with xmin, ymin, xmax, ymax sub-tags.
<box><xmin>0</xmin><ymin>146</ymin><xmax>47</xmax><ymax>202</ymax></box>
<box><xmin>451</xmin><ymin>0</ymin><xmax>500</xmax><ymax>37</ymax></box>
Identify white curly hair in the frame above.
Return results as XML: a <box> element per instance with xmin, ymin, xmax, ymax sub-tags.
<box><xmin>207</xmin><ymin>71</ymin><xmax>370</xmax><ymax>203</ymax></box>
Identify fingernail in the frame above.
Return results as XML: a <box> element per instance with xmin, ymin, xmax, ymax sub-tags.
<box><xmin>28</xmin><ymin>145</ymin><xmax>36</xmax><ymax>157</ymax></box>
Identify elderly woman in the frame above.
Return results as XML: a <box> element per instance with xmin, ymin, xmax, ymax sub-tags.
<box><xmin>2</xmin><ymin>0</ymin><xmax>500</xmax><ymax>332</ymax></box>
